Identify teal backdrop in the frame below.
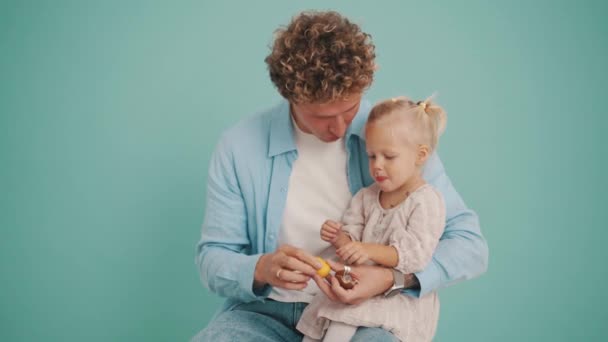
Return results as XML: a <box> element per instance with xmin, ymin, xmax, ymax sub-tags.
<box><xmin>2</xmin><ymin>0</ymin><xmax>607</xmax><ymax>341</ymax></box>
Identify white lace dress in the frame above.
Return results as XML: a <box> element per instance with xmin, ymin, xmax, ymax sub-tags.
<box><xmin>297</xmin><ymin>183</ymin><xmax>446</xmax><ymax>341</ymax></box>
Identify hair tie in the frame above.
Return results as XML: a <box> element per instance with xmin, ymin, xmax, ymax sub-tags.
<box><xmin>417</xmin><ymin>101</ymin><xmax>427</xmax><ymax>110</ymax></box>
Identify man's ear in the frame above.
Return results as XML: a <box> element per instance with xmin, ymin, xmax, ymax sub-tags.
<box><xmin>416</xmin><ymin>145</ymin><xmax>430</xmax><ymax>166</ymax></box>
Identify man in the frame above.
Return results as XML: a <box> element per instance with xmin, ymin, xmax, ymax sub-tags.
<box><xmin>193</xmin><ymin>11</ymin><xmax>487</xmax><ymax>341</ymax></box>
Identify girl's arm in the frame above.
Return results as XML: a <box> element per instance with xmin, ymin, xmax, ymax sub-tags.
<box><xmin>333</xmin><ymin>231</ymin><xmax>353</xmax><ymax>249</ymax></box>
<box><xmin>336</xmin><ymin>241</ymin><xmax>398</xmax><ymax>267</ymax></box>
<box><xmin>364</xmin><ymin>243</ymin><xmax>398</xmax><ymax>267</ymax></box>
<box><xmin>339</xmin><ymin>188</ymin><xmax>367</xmax><ymax>243</ymax></box>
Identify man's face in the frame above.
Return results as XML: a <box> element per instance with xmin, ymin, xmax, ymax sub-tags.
<box><xmin>290</xmin><ymin>95</ymin><xmax>362</xmax><ymax>142</ymax></box>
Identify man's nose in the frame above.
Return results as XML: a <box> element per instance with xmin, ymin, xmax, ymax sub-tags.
<box><xmin>330</xmin><ymin>116</ymin><xmax>347</xmax><ymax>137</ymax></box>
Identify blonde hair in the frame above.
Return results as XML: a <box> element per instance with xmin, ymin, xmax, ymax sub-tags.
<box><xmin>367</xmin><ymin>96</ymin><xmax>447</xmax><ymax>151</ymax></box>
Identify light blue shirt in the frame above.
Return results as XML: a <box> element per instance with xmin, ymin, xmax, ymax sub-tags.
<box><xmin>196</xmin><ymin>99</ymin><xmax>488</xmax><ymax>311</ymax></box>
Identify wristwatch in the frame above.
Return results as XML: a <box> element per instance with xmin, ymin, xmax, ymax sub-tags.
<box><xmin>384</xmin><ymin>268</ymin><xmax>406</xmax><ymax>297</ymax></box>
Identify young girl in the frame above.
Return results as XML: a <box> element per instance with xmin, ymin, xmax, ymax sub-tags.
<box><xmin>297</xmin><ymin>97</ymin><xmax>448</xmax><ymax>341</ymax></box>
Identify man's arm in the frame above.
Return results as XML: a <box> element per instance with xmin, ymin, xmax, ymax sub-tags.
<box><xmin>195</xmin><ymin>134</ymin><xmax>270</xmax><ymax>302</ymax></box>
<box><xmin>196</xmin><ymin>134</ymin><xmax>321</xmax><ymax>301</ymax></box>
<box><xmin>405</xmin><ymin>153</ymin><xmax>488</xmax><ymax>298</ymax></box>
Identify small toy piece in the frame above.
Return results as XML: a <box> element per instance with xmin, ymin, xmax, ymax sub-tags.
<box><xmin>335</xmin><ymin>265</ymin><xmax>358</xmax><ymax>289</ymax></box>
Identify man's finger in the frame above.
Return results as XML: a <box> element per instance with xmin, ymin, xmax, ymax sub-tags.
<box><xmin>326</xmin><ymin>259</ymin><xmax>344</xmax><ymax>272</ymax></box>
<box><xmin>283</xmin><ymin>245</ymin><xmax>323</xmax><ymax>270</ymax></box>
<box><xmin>294</xmin><ymin>250</ymin><xmax>323</xmax><ymax>270</ymax></box>
<box><xmin>329</xmin><ymin>275</ymin><xmax>354</xmax><ymax>303</ymax></box>
<box><xmin>277</xmin><ymin>268</ymin><xmax>312</xmax><ymax>283</ymax></box>
<box><xmin>312</xmin><ymin>275</ymin><xmax>338</xmax><ymax>302</ymax></box>
<box><xmin>282</xmin><ymin>256</ymin><xmax>318</xmax><ymax>276</ymax></box>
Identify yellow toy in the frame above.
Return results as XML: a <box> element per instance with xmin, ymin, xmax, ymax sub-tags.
<box><xmin>316</xmin><ymin>257</ymin><xmax>331</xmax><ymax>277</ymax></box>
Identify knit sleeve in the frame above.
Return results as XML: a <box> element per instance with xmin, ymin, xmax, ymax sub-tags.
<box><xmin>390</xmin><ymin>187</ymin><xmax>446</xmax><ymax>274</ymax></box>
<box><xmin>340</xmin><ymin>188</ymin><xmax>368</xmax><ymax>242</ymax></box>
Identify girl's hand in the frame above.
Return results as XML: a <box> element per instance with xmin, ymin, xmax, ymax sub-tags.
<box><xmin>320</xmin><ymin>220</ymin><xmax>342</xmax><ymax>244</ymax></box>
<box><xmin>336</xmin><ymin>241</ymin><xmax>370</xmax><ymax>265</ymax></box>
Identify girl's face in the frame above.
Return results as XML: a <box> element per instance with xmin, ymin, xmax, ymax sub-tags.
<box><xmin>365</xmin><ymin>119</ymin><xmax>420</xmax><ymax>193</ymax></box>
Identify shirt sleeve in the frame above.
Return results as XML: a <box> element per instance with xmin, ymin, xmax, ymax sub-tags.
<box><xmin>390</xmin><ymin>188</ymin><xmax>446</xmax><ymax>275</ymax></box>
<box><xmin>195</xmin><ymin>134</ymin><xmax>270</xmax><ymax>303</ymax></box>
<box><xmin>340</xmin><ymin>188</ymin><xmax>367</xmax><ymax>241</ymax></box>
<box><xmin>405</xmin><ymin>152</ymin><xmax>489</xmax><ymax>298</ymax></box>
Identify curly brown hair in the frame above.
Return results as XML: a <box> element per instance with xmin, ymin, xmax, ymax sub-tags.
<box><xmin>265</xmin><ymin>11</ymin><xmax>376</xmax><ymax>104</ymax></box>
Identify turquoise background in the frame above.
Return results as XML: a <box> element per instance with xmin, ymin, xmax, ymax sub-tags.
<box><xmin>1</xmin><ymin>0</ymin><xmax>607</xmax><ymax>340</ymax></box>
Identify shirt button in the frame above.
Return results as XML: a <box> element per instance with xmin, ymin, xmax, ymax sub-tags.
<box><xmin>269</xmin><ymin>234</ymin><xmax>275</xmax><ymax>240</ymax></box>
<box><xmin>280</xmin><ymin>187</ymin><xmax>286</xmax><ymax>192</ymax></box>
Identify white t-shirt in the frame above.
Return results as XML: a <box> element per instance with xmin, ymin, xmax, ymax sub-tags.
<box><xmin>269</xmin><ymin>116</ymin><xmax>353</xmax><ymax>303</ymax></box>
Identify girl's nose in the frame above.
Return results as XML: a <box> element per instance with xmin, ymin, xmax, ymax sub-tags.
<box><xmin>372</xmin><ymin>159</ymin><xmax>383</xmax><ymax>170</ymax></box>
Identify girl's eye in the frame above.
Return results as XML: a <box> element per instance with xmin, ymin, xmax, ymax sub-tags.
<box><xmin>385</xmin><ymin>156</ymin><xmax>396</xmax><ymax>160</ymax></box>
<box><xmin>368</xmin><ymin>155</ymin><xmax>376</xmax><ymax>159</ymax></box>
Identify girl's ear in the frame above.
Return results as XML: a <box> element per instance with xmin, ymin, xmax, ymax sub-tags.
<box><xmin>416</xmin><ymin>145</ymin><xmax>430</xmax><ymax>166</ymax></box>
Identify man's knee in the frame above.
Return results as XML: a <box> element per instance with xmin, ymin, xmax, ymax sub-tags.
<box><xmin>351</xmin><ymin>327</ymin><xmax>398</xmax><ymax>342</ymax></box>
<box><xmin>191</xmin><ymin>309</ymin><xmax>297</xmax><ymax>342</ymax></box>
<box><xmin>192</xmin><ymin>310</ymin><xmax>265</xmax><ymax>342</ymax></box>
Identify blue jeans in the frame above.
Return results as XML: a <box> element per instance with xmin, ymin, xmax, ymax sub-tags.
<box><xmin>192</xmin><ymin>299</ymin><xmax>398</xmax><ymax>342</ymax></box>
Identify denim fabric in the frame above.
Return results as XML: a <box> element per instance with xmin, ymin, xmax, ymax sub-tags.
<box><xmin>191</xmin><ymin>299</ymin><xmax>398</xmax><ymax>342</ymax></box>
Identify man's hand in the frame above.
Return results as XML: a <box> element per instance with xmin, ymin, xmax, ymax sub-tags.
<box><xmin>312</xmin><ymin>259</ymin><xmax>393</xmax><ymax>305</ymax></box>
<box><xmin>336</xmin><ymin>241</ymin><xmax>370</xmax><ymax>265</ymax></box>
<box><xmin>320</xmin><ymin>220</ymin><xmax>342</xmax><ymax>244</ymax></box>
<box><xmin>254</xmin><ymin>244</ymin><xmax>322</xmax><ymax>291</ymax></box>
